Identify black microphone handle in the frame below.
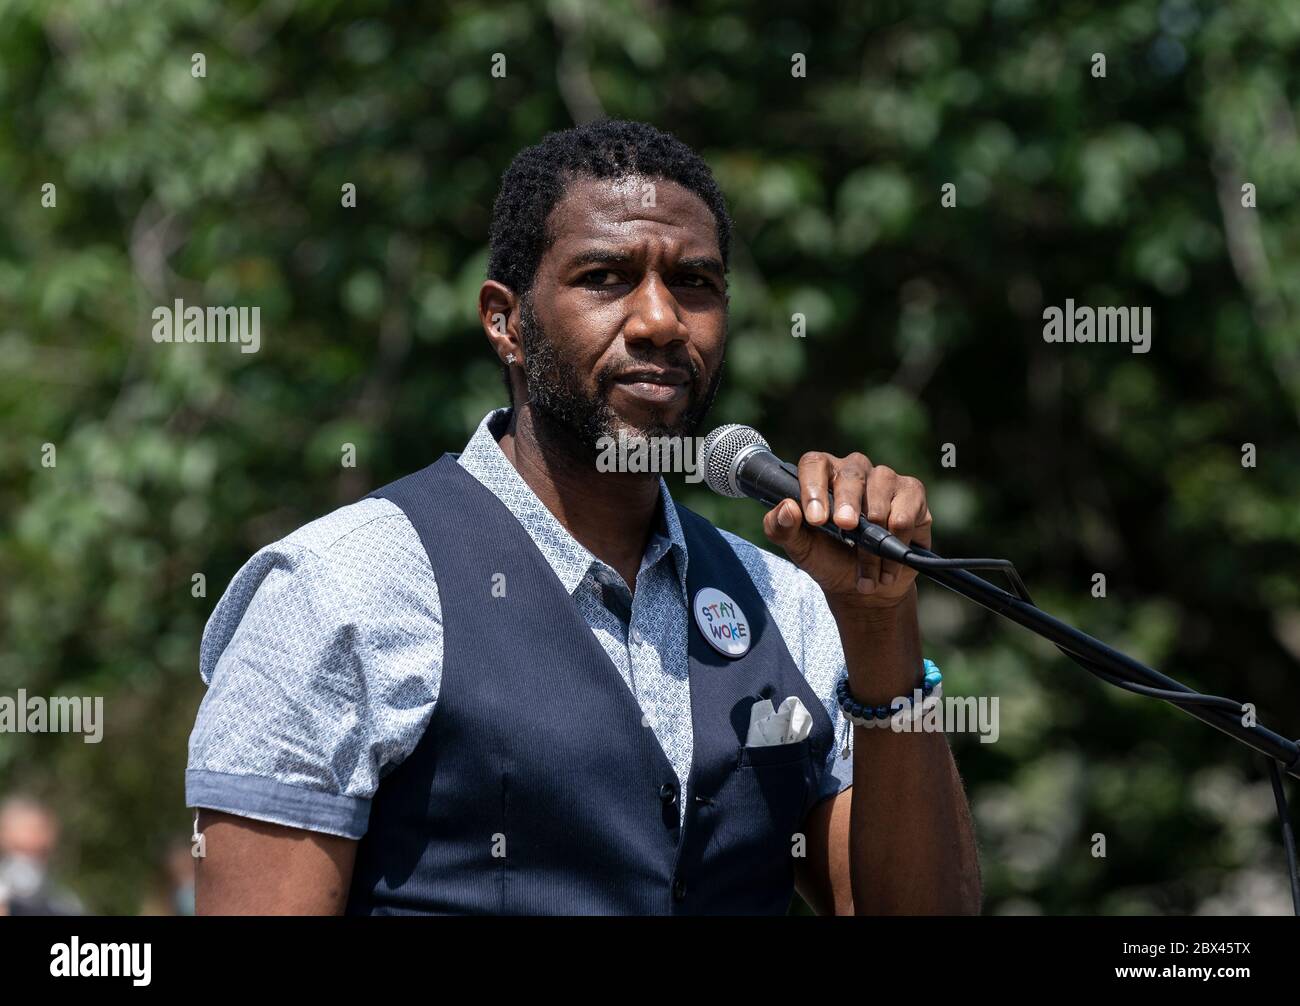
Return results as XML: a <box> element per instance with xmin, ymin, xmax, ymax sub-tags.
<box><xmin>734</xmin><ymin>449</ymin><xmax>913</xmax><ymax>561</ymax></box>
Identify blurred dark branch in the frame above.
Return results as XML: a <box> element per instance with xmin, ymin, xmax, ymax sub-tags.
<box><xmin>103</xmin><ymin>199</ymin><xmax>194</xmax><ymax>427</ymax></box>
<box><xmin>1209</xmin><ymin>140</ymin><xmax>1300</xmax><ymax>426</ymax></box>
<box><xmin>550</xmin><ymin>4</ymin><xmax>607</xmax><ymax>124</ymax></box>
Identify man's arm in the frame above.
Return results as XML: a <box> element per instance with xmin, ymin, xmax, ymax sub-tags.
<box><xmin>765</xmin><ymin>451</ymin><xmax>981</xmax><ymax>914</ymax></box>
<box><xmin>828</xmin><ymin>586</ymin><xmax>981</xmax><ymax>914</ymax></box>
<box><xmin>795</xmin><ymin>787</ymin><xmax>854</xmax><ymax>915</ymax></box>
<box><xmin>194</xmin><ymin>809</ymin><xmax>358</xmax><ymax>915</ymax></box>
<box><xmin>186</xmin><ymin>517</ymin><xmax>443</xmax><ymax>915</ymax></box>
<box><xmin>795</xmin><ymin>594</ymin><xmax>981</xmax><ymax>916</ymax></box>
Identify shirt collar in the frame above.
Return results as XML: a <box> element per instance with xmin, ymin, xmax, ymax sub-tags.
<box><xmin>455</xmin><ymin>407</ymin><xmax>689</xmax><ymax>598</ymax></box>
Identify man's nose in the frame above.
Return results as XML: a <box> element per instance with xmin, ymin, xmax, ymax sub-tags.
<box><xmin>624</xmin><ymin>273</ymin><xmax>688</xmax><ymax>348</ymax></box>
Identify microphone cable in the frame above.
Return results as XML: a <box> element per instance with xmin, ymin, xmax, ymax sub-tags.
<box><xmin>702</xmin><ymin>421</ymin><xmax>1300</xmax><ymax>912</ymax></box>
<box><xmin>897</xmin><ymin>542</ymin><xmax>1300</xmax><ymax>915</ymax></box>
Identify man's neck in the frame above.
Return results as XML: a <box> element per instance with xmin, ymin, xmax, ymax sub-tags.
<box><xmin>495</xmin><ymin>404</ymin><xmax>663</xmax><ymax>593</ymax></box>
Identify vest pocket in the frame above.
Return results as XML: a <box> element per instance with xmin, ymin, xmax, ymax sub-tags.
<box><xmin>713</xmin><ymin>739</ymin><xmax>815</xmax><ymax>907</ymax></box>
<box><xmin>738</xmin><ymin>736</ymin><xmax>813</xmax><ymax>768</ymax></box>
<box><xmin>734</xmin><ymin>740</ymin><xmax>816</xmax><ymax>842</ymax></box>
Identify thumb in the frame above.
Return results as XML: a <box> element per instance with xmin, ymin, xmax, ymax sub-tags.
<box><xmin>762</xmin><ymin>498</ymin><xmax>815</xmax><ymax>564</ymax></box>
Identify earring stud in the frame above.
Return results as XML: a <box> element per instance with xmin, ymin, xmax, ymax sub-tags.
<box><xmin>505</xmin><ymin>353</ymin><xmax>516</xmax><ymax>365</ymax></box>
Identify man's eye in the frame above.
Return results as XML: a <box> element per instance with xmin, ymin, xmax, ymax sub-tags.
<box><xmin>676</xmin><ymin>274</ymin><xmax>713</xmax><ymax>289</ymax></box>
<box><xmin>581</xmin><ymin>270</ymin><xmax>621</xmax><ymax>286</ymax></box>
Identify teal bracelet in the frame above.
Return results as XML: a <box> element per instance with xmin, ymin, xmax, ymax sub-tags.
<box><xmin>835</xmin><ymin>658</ymin><xmax>943</xmax><ymax>726</ymax></box>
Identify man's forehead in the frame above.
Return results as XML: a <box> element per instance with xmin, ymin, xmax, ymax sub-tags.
<box><xmin>545</xmin><ymin>174</ymin><xmax>718</xmax><ymax>252</ymax></box>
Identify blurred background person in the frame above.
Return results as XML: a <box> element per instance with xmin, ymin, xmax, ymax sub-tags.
<box><xmin>0</xmin><ymin>794</ymin><xmax>84</xmax><ymax>916</ymax></box>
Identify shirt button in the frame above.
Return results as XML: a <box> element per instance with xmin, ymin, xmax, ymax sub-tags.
<box><xmin>672</xmin><ymin>877</ymin><xmax>687</xmax><ymax>901</ymax></box>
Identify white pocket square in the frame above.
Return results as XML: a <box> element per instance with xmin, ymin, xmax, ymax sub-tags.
<box><xmin>745</xmin><ymin>695</ymin><xmax>813</xmax><ymax>747</ymax></box>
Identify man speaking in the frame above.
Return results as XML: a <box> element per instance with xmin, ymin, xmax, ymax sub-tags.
<box><xmin>186</xmin><ymin>118</ymin><xmax>981</xmax><ymax>915</ymax></box>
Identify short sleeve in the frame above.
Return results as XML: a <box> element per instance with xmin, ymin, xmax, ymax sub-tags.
<box><xmin>185</xmin><ymin>510</ymin><xmax>443</xmax><ymax>839</ymax></box>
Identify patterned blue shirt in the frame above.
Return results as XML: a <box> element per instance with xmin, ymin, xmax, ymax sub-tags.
<box><xmin>186</xmin><ymin>407</ymin><xmax>854</xmax><ymax>839</ymax></box>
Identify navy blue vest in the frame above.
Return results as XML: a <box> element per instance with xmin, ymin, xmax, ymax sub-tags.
<box><xmin>345</xmin><ymin>452</ymin><xmax>836</xmax><ymax>915</ymax></box>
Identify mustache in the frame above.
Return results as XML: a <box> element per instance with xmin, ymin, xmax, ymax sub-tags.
<box><xmin>597</xmin><ymin>358</ymin><xmax>701</xmax><ymax>390</ymax></box>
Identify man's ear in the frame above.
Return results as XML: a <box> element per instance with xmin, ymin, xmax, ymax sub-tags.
<box><xmin>479</xmin><ymin>280</ymin><xmax>522</xmax><ymax>366</ymax></box>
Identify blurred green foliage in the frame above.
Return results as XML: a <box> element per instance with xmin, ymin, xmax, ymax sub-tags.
<box><xmin>1</xmin><ymin>0</ymin><xmax>1298</xmax><ymax>914</ymax></box>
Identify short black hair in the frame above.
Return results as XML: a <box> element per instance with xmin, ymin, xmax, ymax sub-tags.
<box><xmin>487</xmin><ymin>118</ymin><xmax>734</xmax><ymax>403</ymax></box>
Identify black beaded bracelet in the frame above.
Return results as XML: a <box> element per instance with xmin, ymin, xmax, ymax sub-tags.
<box><xmin>835</xmin><ymin>659</ymin><xmax>943</xmax><ymax>724</ymax></box>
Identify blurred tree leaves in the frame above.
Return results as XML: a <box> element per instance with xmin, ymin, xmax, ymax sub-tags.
<box><xmin>1</xmin><ymin>0</ymin><xmax>1297</xmax><ymax>914</ymax></box>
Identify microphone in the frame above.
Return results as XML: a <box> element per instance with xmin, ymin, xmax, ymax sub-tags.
<box><xmin>698</xmin><ymin>423</ymin><xmax>1300</xmax><ymax>903</ymax></box>
<box><xmin>700</xmin><ymin>423</ymin><xmax>914</xmax><ymax>563</ymax></box>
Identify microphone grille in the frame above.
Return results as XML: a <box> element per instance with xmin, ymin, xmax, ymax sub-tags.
<box><xmin>701</xmin><ymin>424</ymin><xmax>770</xmax><ymax>497</ymax></box>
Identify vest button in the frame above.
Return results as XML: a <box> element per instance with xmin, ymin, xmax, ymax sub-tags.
<box><xmin>659</xmin><ymin>783</ymin><xmax>677</xmax><ymax>805</ymax></box>
<box><xmin>672</xmin><ymin>877</ymin><xmax>687</xmax><ymax>901</ymax></box>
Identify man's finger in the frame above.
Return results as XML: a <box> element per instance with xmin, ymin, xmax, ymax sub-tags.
<box><xmin>831</xmin><ymin>453</ymin><xmax>871</xmax><ymax>531</ymax></box>
<box><xmin>797</xmin><ymin>452</ymin><xmax>835</xmax><ymax>526</ymax></box>
<box><xmin>763</xmin><ymin>498</ymin><xmax>814</xmax><ymax>564</ymax></box>
<box><xmin>914</xmin><ymin>504</ymin><xmax>933</xmax><ymax>551</ymax></box>
<box><xmin>865</xmin><ymin>465</ymin><xmax>899</xmax><ymax>584</ymax></box>
<box><xmin>856</xmin><ymin>541</ymin><xmax>882</xmax><ymax>593</ymax></box>
<box><xmin>880</xmin><ymin>476</ymin><xmax>925</xmax><ymax>586</ymax></box>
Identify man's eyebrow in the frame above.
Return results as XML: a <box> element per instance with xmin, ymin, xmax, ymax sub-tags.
<box><xmin>565</xmin><ymin>248</ymin><xmax>726</xmax><ymax>278</ymax></box>
<box><xmin>566</xmin><ymin>248</ymin><xmax>635</xmax><ymax>269</ymax></box>
<box><xmin>676</xmin><ymin>256</ymin><xmax>726</xmax><ymax>279</ymax></box>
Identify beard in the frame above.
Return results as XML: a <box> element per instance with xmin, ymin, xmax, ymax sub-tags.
<box><xmin>517</xmin><ymin>292</ymin><xmax>725</xmax><ymax>465</ymax></box>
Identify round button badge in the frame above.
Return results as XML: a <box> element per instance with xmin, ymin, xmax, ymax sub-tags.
<box><xmin>692</xmin><ymin>587</ymin><xmax>751</xmax><ymax>658</ymax></box>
